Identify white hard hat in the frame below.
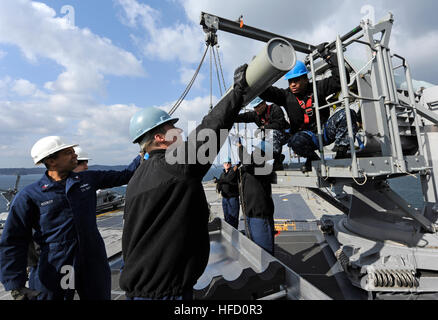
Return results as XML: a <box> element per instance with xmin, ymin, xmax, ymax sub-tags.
<box><xmin>74</xmin><ymin>147</ymin><xmax>91</xmax><ymax>161</ymax></box>
<box><xmin>31</xmin><ymin>136</ymin><xmax>78</xmax><ymax>165</ymax></box>
<box><xmin>248</xmin><ymin>97</ymin><xmax>264</xmax><ymax>109</ymax></box>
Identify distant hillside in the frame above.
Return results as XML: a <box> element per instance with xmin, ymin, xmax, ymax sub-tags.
<box><xmin>0</xmin><ymin>164</ymin><xmax>224</xmax><ymax>180</ymax></box>
<box><xmin>0</xmin><ymin>165</ymin><xmax>129</xmax><ymax>175</ymax></box>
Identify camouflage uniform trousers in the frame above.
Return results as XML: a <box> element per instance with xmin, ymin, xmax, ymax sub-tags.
<box><xmin>287</xmin><ymin>108</ymin><xmax>358</xmax><ymax>158</ymax></box>
<box><xmin>264</xmin><ymin>129</ymin><xmax>291</xmax><ymax>156</ymax></box>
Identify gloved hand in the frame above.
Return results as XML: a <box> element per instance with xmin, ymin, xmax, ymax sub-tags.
<box><xmin>213</xmin><ymin>177</ymin><xmax>218</xmax><ymax>183</ymax></box>
<box><xmin>233</xmin><ymin>64</ymin><xmax>248</xmax><ymax>90</ymax></box>
<box><xmin>11</xmin><ymin>287</ymin><xmax>41</xmax><ymax>300</ymax></box>
<box><xmin>316</xmin><ymin>42</ymin><xmax>331</xmax><ymax>61</ymax></box>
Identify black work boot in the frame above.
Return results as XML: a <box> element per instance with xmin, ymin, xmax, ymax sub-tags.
<box><xmin>301</xmin><ymin>152</ymin><xmax>320</xmax><ymax>173</ymax></box>
<box><xmin>273</xmin><ymin>153</ymin><xmax>285</xmax><ymax>171</ymax></box>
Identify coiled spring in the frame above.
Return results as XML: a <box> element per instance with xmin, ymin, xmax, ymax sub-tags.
<box><xmin>335</xmin><ymin>248</ymin><xmax>350</xmax><ymax>270</ymax></box>
<box><xmin>371</xmin><ymin>269</ymin><xmax>419</xmax><ymax>288</ymax></box>
<box><xmin>335</xmin><ymin>248</ymin><xmax>419</xmax><ymax>288</ymax></box>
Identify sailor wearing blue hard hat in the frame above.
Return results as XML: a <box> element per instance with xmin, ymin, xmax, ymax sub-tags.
<box><xmin>121</xmin><ymin>64</ymin><xmax>249</xmax><ymax>300</ymax></box>
<box><xmin>129</xmin><ymin>107</ymin><xmax>180</xmax><ymax>145</ymax></box>
<box><xmin>236</xmin><ymin>139</ymin><xmax>275</xmax><ymax>255</ymax></box>
<box><xmin>235</xmin><ymin>97</ymin><xmax>289</xmax><ymax>170</ymax></box>
<box><xmin>214</xmin><ymin>156</ymin><xmax>240</xmax><ymax>229</ymax></box>
<box><xmin>284</xmin><ymin>60</ymin><xmax>309</xmax><ymax>94</ymax></box>
<box><xmin>259</xmin><ymin>43</ymin><xmax>359</xmax><ymax>173</ymax></box>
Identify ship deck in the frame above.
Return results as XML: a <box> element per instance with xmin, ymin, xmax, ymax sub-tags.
<box><xmin>0</xmin><ymin>180</ymin><xmax>366</xmax><ymax>300</ymax></box>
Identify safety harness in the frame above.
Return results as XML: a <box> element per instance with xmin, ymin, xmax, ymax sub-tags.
<box><xmin>295</xmin><ymin>94</ymin><xmax>314</xmax><ymax>128</ymax></box>
<box><xmin>260</xmin><ymin>104</ymin><xmax>272</xmax><ymax>125</ymax></box>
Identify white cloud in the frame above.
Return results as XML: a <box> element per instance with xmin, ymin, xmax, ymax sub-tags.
<box><xmin>0</xmin><ymin>0</ymin><xmax>145</xmax><ymax>103</ymax></box>
<box><xmin>173</xmin><ymin>0</ymin><xmax>438</xmax><ymax>85</ymax></box>
<box><xmin>0</xmin><ymin>1</ymin><xmax>144</xmax><ymax>77</ymax></box>
<box><xmin>0</xmin><ymin>77</ymin><xmax>12</xmax><ymax>98</ymax></box>
<box><xmin>1</xmin><ymin>0</ymin><xmax>437</xmax><ymax>168</ymax></box>
<box><xmin>77</xmin><ymin>103</ymin><xmax>140</xmax><ymax>140</ymax></box>
<box><xmin>0</xmin><ymin>0</ymin><xmax>146</xmax><ymax>167</ymax></box>
<box><xmin>116</xmin><ymin>0</ymin><xmax>160</xmax><ymax>28</ymax></box>
<box><xmin>11</xmin><ymin>79</ymin><xmax>37</xmax><ymax>96</ymax></box>
<box><xmin>166</xmin><ymin>95</ymin><xmax>219</xmax><ymax>132</ymax></box>
<box><xmin>0</xmin><ymin>77</ymin><xmax>46</xmax><ymax>99</ymax></box>
<box><xmin>115</xmin><ymin>0</ymin><xmax>205</xmax><ymax>64</ymax></box>
<box><xmin>178</xmin><ymin>66</ymin><xmax>206</xmax><ymax>90</ymax></box>
<box><xmin>390</xmin><ymin>29</ymin><xmax>438</xmax><ymax>84</ymax></box>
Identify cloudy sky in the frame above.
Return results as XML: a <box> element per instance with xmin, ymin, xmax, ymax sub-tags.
<box><xmin>0</xmin><ymin>0</ymin><xmax>437</xmax><ymax>167</ymax></box>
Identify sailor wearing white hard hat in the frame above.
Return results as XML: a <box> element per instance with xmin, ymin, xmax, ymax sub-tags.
<box><xmin>0</xmin><ymin>135</ymin><xmax>141</xmax><ymax>300</ymax></box>
<box><xmin>73</xmin><ymin>146</ymin><xmax>91</xmax><ymax>173</ymax></box>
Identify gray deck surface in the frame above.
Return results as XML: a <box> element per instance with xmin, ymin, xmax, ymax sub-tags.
<box><xmin>0</xmin><ymin>182</ymin><xmax>359</xmax><ymax>300</ymax></box>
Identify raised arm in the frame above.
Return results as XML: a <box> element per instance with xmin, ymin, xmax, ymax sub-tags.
<box><xmin>173</xmin><ymin>65</ymin><xmax>248</xmax><ymax>179</ymax></box>
<box><xmin>259</xmin><ymin>86</ymin><xmax>288</xmax><ymax>107</ymax></box>
<box><xmin>91</xmin><ymin>155</ymin><xmax>141</xmax><ymax>190</ymax></box>
<box><xmin>235</xmin><ymin>111</ymin><xmax>257</xmax><ymax>124</ymax></box>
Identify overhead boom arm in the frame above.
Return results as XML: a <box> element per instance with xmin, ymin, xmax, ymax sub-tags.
<box><xmin>200</xmin><ymin>12</ymin><xmax>315</xmax><ymax>54</ymax></box>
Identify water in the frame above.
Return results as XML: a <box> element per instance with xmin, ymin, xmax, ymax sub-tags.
<box><xmin>0</xmin><ymin>168</ymin><xmax>224</xmax><ymax>212</ymax></box>
<box><xmin>0</xmin><ymin>169</ymin><xmax>424</xmax><ymax>212</ymax></box>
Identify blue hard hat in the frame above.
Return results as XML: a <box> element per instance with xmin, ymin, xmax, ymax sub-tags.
<box><xmin>129</xmin><ymin>107</ymin><xmax>179</xmax><ymax>143</ymax></box>
<box><xmin>284</xmin><ymin>60</ymin><xmax>308</xmax><ymax>80</ymax></box>
<box><xmin>248</xmin><ymin>97</ymin><xmax>264</xmax><ymax>109</ymax></box>
<box><xmin>224</xmin><ymin>157</ymin><xmax>232</xmax><ymax>163</ymax></box>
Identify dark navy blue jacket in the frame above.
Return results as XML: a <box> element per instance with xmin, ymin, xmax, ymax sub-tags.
<box><xmin>0</xmin><ymin>156</ymin><xmax>140</xmax><ymax>300</ymax></box>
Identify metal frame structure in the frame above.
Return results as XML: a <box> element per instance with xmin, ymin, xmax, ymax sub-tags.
<box><xmin>0</xmin><ymin>174</ymin><xmax>20</xmax><ymax>212</ymax></box>
<box><xmin>193</xmin><ymin>219</ymin><xmax>332</xmax><ymax>300</ymax></box>
<box><xmin>200</xmin><ymin>12</ymin><xmax>438</xmax><ymax>297</ymax></box>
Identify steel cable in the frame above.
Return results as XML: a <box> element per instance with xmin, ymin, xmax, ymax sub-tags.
<box><xmin>169</xmin><ymin>45</ymin><xmax>209</xmax><ymax>116</ymax></box>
